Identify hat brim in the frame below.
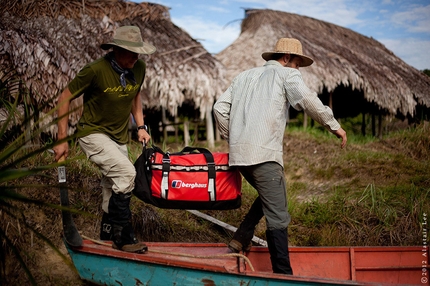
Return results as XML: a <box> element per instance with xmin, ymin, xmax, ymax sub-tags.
<box><xmin>261</xmin><ymin>52</ymin><xmax>314</xmax><ymax>67</ymax></box>
<box><xmin>101</xmin><ymin>42</ymin><xmax>156</xmax><ymax>55</ymax></box>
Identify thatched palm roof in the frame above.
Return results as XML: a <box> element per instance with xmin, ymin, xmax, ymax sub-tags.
<box><xmin>216</xmin><ymin>9</ymin><xmax>430</xmax><ymax>118</ymax></box>
<box><xmin>0</xmin><ymin>0</ymin><xmax>226</xmax><ymax>133</ymax></box>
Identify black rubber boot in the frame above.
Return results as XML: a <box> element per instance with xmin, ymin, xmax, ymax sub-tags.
<box><xmin>266</xmin><ymin>228</ymin><xmax>293</xmax><ymax>275</ymax></box>
<box><xmin>112</xmin><ymin>222</ymin><xmax>147</xmax><ymax>253</ymax></box>
<box><xmin>108</xmin><ymin>192</ymin><xmax>132</xmax><ymax>226</ymax></box>
<box><xmin>229</xmin><ymin>197</ymin><xmax>264</xmax><ymax>252</ymax></box>
<box><xmin>108</xmin><ymin>193</ymin><xmax>147</xmax><ymax>253</ymax></box>
<box><xmin>100</xmin><ymin>212</ymin><xmax>113</xmax><ymax>240</ymax></box>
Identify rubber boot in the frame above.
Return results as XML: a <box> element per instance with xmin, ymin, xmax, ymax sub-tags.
<box><xmin>108</xmin><ymin>192</ymin><xmax>132</xmax><ymax>226</ymax></box>
<box><xmin>100</xmin><ymin>212</ymin><xmax>113</xmax><ymax>240</ymax></box>
<box><xmin>266</xmin><ymin>228</ymin><xmax>293</xmax><ymax>275</ymax></box>
<box><xmin>229</xmin><ymin>197</ymin><xmax>264</xmax><ymax>253</ymax></box>
<box><xmin>112</xmin><ymin>222</ymin><xmax>147</xmax><ymax>253</ymax></box>
<box><xmin>108</xmin><ymin>192</ymin><xmax>147</xmax><ymax>253</ymax></box>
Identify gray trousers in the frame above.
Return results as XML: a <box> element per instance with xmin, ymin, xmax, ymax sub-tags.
<box><xmin>238</xmin><ymin>162</ymin><xmax>291</xmax><ymax>230</ymax></box>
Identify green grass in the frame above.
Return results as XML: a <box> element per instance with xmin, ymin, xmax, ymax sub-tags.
<box><xmin>128</xmin><ymin>124</ymin><xmax>430</xmax><ymax>248</ymax></box>
<box><xmin>1</xmin><ymin>109</ymin><xmax>429</xmax><ymax>284</ymax></box>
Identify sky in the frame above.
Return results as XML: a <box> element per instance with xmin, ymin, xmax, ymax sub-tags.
<box><xmin>143</xmin><ymin>0</ymin><xmax>430</xmax><ymax>71</ymax></box>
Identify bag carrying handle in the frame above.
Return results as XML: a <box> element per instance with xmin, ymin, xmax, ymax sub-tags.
<box><xmin>162</xmin><ymin>146</ymin><xmax>217</xmax><ymax>201</ymax></box>
<box><xmin>142</xmin><ymin>142</ymin><xmax>164</xmax><ymax>156</ymax></box>
<box><xmin>177</xmin><ymin>147</ymin><xmax>215</xmax><ymax>187</ymax></box>
<box><xmin>179</xmin><ymin>146</ymin><xmax>211</xmax><ymax>155</ymax></box>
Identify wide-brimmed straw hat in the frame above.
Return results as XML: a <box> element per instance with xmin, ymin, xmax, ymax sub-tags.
<box><xmin>101</xmin><ymin>26</ymin><xmax>156</xmax><ymax>55</ymax></box>
<box><xmin>261</xmin><ymin>38</ymin><xmax>313</xmax><ymax>67</ymax></box>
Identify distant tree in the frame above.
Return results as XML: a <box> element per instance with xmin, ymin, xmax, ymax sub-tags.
<box><xmin>423</xmin><ymin>69</ymin><xmax>430</xmax><ymax>77</ymax></box>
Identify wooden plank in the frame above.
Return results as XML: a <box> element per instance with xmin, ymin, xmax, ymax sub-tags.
<box><xmin>187</xmin><ymin>210</ymin><xmax>267</xmax><ymax>246</ymax></box>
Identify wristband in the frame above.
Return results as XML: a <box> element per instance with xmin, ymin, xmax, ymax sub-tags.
<box><xmin>137</xmin><ymin>125</ymin><xmax>148</xmax><ymax>132</ymax></box>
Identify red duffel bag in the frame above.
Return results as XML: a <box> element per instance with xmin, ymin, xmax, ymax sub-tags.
<box><xmin>133</xmin><ymin>145</ymin><xmax>242</xmax><ymax>210</ymax></box>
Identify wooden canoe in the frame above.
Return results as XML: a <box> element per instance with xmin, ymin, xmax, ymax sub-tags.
<box><xmin>60</xmin><ymin>192</ymin><xmax>428</xmax><ymax>285</ymax></box>
<box><xmin>65</xmin><ymin>239</ymin><xmax>428</xmax><ymax>285</ymax></box>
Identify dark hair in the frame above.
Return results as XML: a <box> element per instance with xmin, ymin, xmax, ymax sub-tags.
<box><xmin>271</xmin><ymin>53</ymin><xmax>284</xmax><ymax>60</ymax></box>
<box><xmin>271</xmin><ymin>53</ymin><xmax>297</xmax><ymax>62</ymax></box>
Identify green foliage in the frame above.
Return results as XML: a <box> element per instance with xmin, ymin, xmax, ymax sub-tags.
<box><xmin>0</xmin><ymin>74</ymin><xmax>82</xmax><ymax>285</ymax></box>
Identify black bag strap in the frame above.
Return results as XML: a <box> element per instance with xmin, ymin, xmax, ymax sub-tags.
<box><xmin>178</xmin><ymin>147</ymin><xmax>215</xmax><ymax>181</ymax></box>
<box><xmin>142</xmin><ymin>142</ymin><xmax>164</xmax><ymax>155</ymax></box>
<box><xmin>179</xmin><ymin>147</ymin><xmax>215</xmax><ymax>184</ymax></box>
<box><xmin>191</xmin><ymin>147</ymin><xmax>215</xmax><ymax>201</ymax></box>
<box><xmin>165</xmin><ymin>146</ymin><xmax>217</xmax><ymax>201</ymax></box>
<box><xmin>139</xmin><ymin>143</ymin><xmax>170</xmax><ymax>199</ymax></box>
<box><xmin>160</xmin><ymin>152</ymin><xmax>171</xmax><ymax>199</ymax></box>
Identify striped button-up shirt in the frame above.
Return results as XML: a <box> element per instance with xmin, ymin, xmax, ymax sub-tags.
<box><xmin>213</xmin><ymin>60</ymin><xmax>340</xmax><ymax>167</ymax></box>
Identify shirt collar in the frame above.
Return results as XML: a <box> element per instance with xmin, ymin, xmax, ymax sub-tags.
<box><xmin>264</xmin><ymin>60</ymin><xmax>283</xmax><ymax>67</ymax></box>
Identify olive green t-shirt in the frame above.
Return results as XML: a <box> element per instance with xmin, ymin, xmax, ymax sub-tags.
<box><xmin>68</xmin><ymin>57</ymin><xmax>146</xmax><ymax>144</ymax></box>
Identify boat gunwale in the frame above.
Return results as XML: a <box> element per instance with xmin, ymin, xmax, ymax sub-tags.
<box><xmin>67</xmin><ymin>240</ymin><xmax>427</xmax><ymax>285</ymax></box>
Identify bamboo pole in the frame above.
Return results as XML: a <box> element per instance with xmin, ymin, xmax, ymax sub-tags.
<box><xmin>187</xmin><ymin>210</ymin><xmax>267</xmax><ymax>247</ymax></box>
<box><xmin>184</xmin><ymin>120</ymin><xmax>190</xmax><ymax>146</ymax></box>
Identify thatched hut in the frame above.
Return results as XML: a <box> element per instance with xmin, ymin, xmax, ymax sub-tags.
<box><xmin>0</xmin><ymin>0</ymin><xmax>226</xmax><ymax>145</ymax></box>
<box><xmin>216</xmin><ymin>9</ymin><xmax>430</xmax><ymax>135</ymax></box>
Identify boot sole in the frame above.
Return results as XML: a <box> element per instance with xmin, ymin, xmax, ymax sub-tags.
<box><xmin>228</xmin><ymin>239</ymin><xmax>252</xmax><ymax>253</ymax></box>
<box><xmin>112</xmin><ymin>242</ymin><xmax>148</xmax><ymax>253</ymax></box>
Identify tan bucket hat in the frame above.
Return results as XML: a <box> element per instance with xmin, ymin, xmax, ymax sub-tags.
<box><xmin>101</xmin><ymin>26</ymin><xmax>156</xmax><ymax>55</ymax></box>
<box><xmin>262</xmin><ymin>38</ymin><xmax>313</xmax><ymax>67</ymax></box>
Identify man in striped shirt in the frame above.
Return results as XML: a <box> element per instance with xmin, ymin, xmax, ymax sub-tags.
<box><xmin>213</xmin><ymin>38</ymin><xmax>347</xmax><ymax>275</ymax></box>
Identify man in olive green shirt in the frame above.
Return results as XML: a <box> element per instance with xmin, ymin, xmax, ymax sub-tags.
<box><xmin>54</xmin><ymin>26</ymin><xmax>155</xmax><ymax>253</ymax></box>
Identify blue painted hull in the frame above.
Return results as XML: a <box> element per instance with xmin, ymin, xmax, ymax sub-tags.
<box><xmin>65</xmin><ymin>240</ymin><xmax>426</xmax><ymax>286</ymax></box>
<box><xmin>67</xmin><ymin>244</ymin><xmax>348</xmax><ymax>286</ymax></box>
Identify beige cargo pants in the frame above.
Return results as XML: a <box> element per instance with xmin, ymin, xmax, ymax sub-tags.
<box><xmin>78</xmin><ymin>133</ymin><xmax>136</xmax><ymax>213</ymax></box>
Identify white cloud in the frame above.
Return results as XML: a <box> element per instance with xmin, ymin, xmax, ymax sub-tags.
<box><xmin>391</xmin><ymin>5</ymin><xmax>430</xmax><ymax>34</ymax></box>
<box><xmin>166</xmin><ymin>0</ymin><xmax>429</xmax><ymax>69</ymax></box>
<box><xmin>381</xmin><ymin>38</ymin><xmax>430</xmax><ymax>70</ymax></box>
<box><xmin>172</xmin><ymin>16</ymin><xmax>240</xmax><ymax>53</ymax></box>
<box><xmin>234</xmin><ymin>0</ymin><xmax>364</xmax><ymax>26</ymax></box>
<box><xmin>207</xmin><ymin>6</ymin><xmax>231</xmax><ymax>13</ymax></box>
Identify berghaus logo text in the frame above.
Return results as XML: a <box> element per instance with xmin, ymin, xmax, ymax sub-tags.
<box><xmin>171</xmin><ymin>180</ymin><xmax>207</xmax><ymax>189</ymax></box>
